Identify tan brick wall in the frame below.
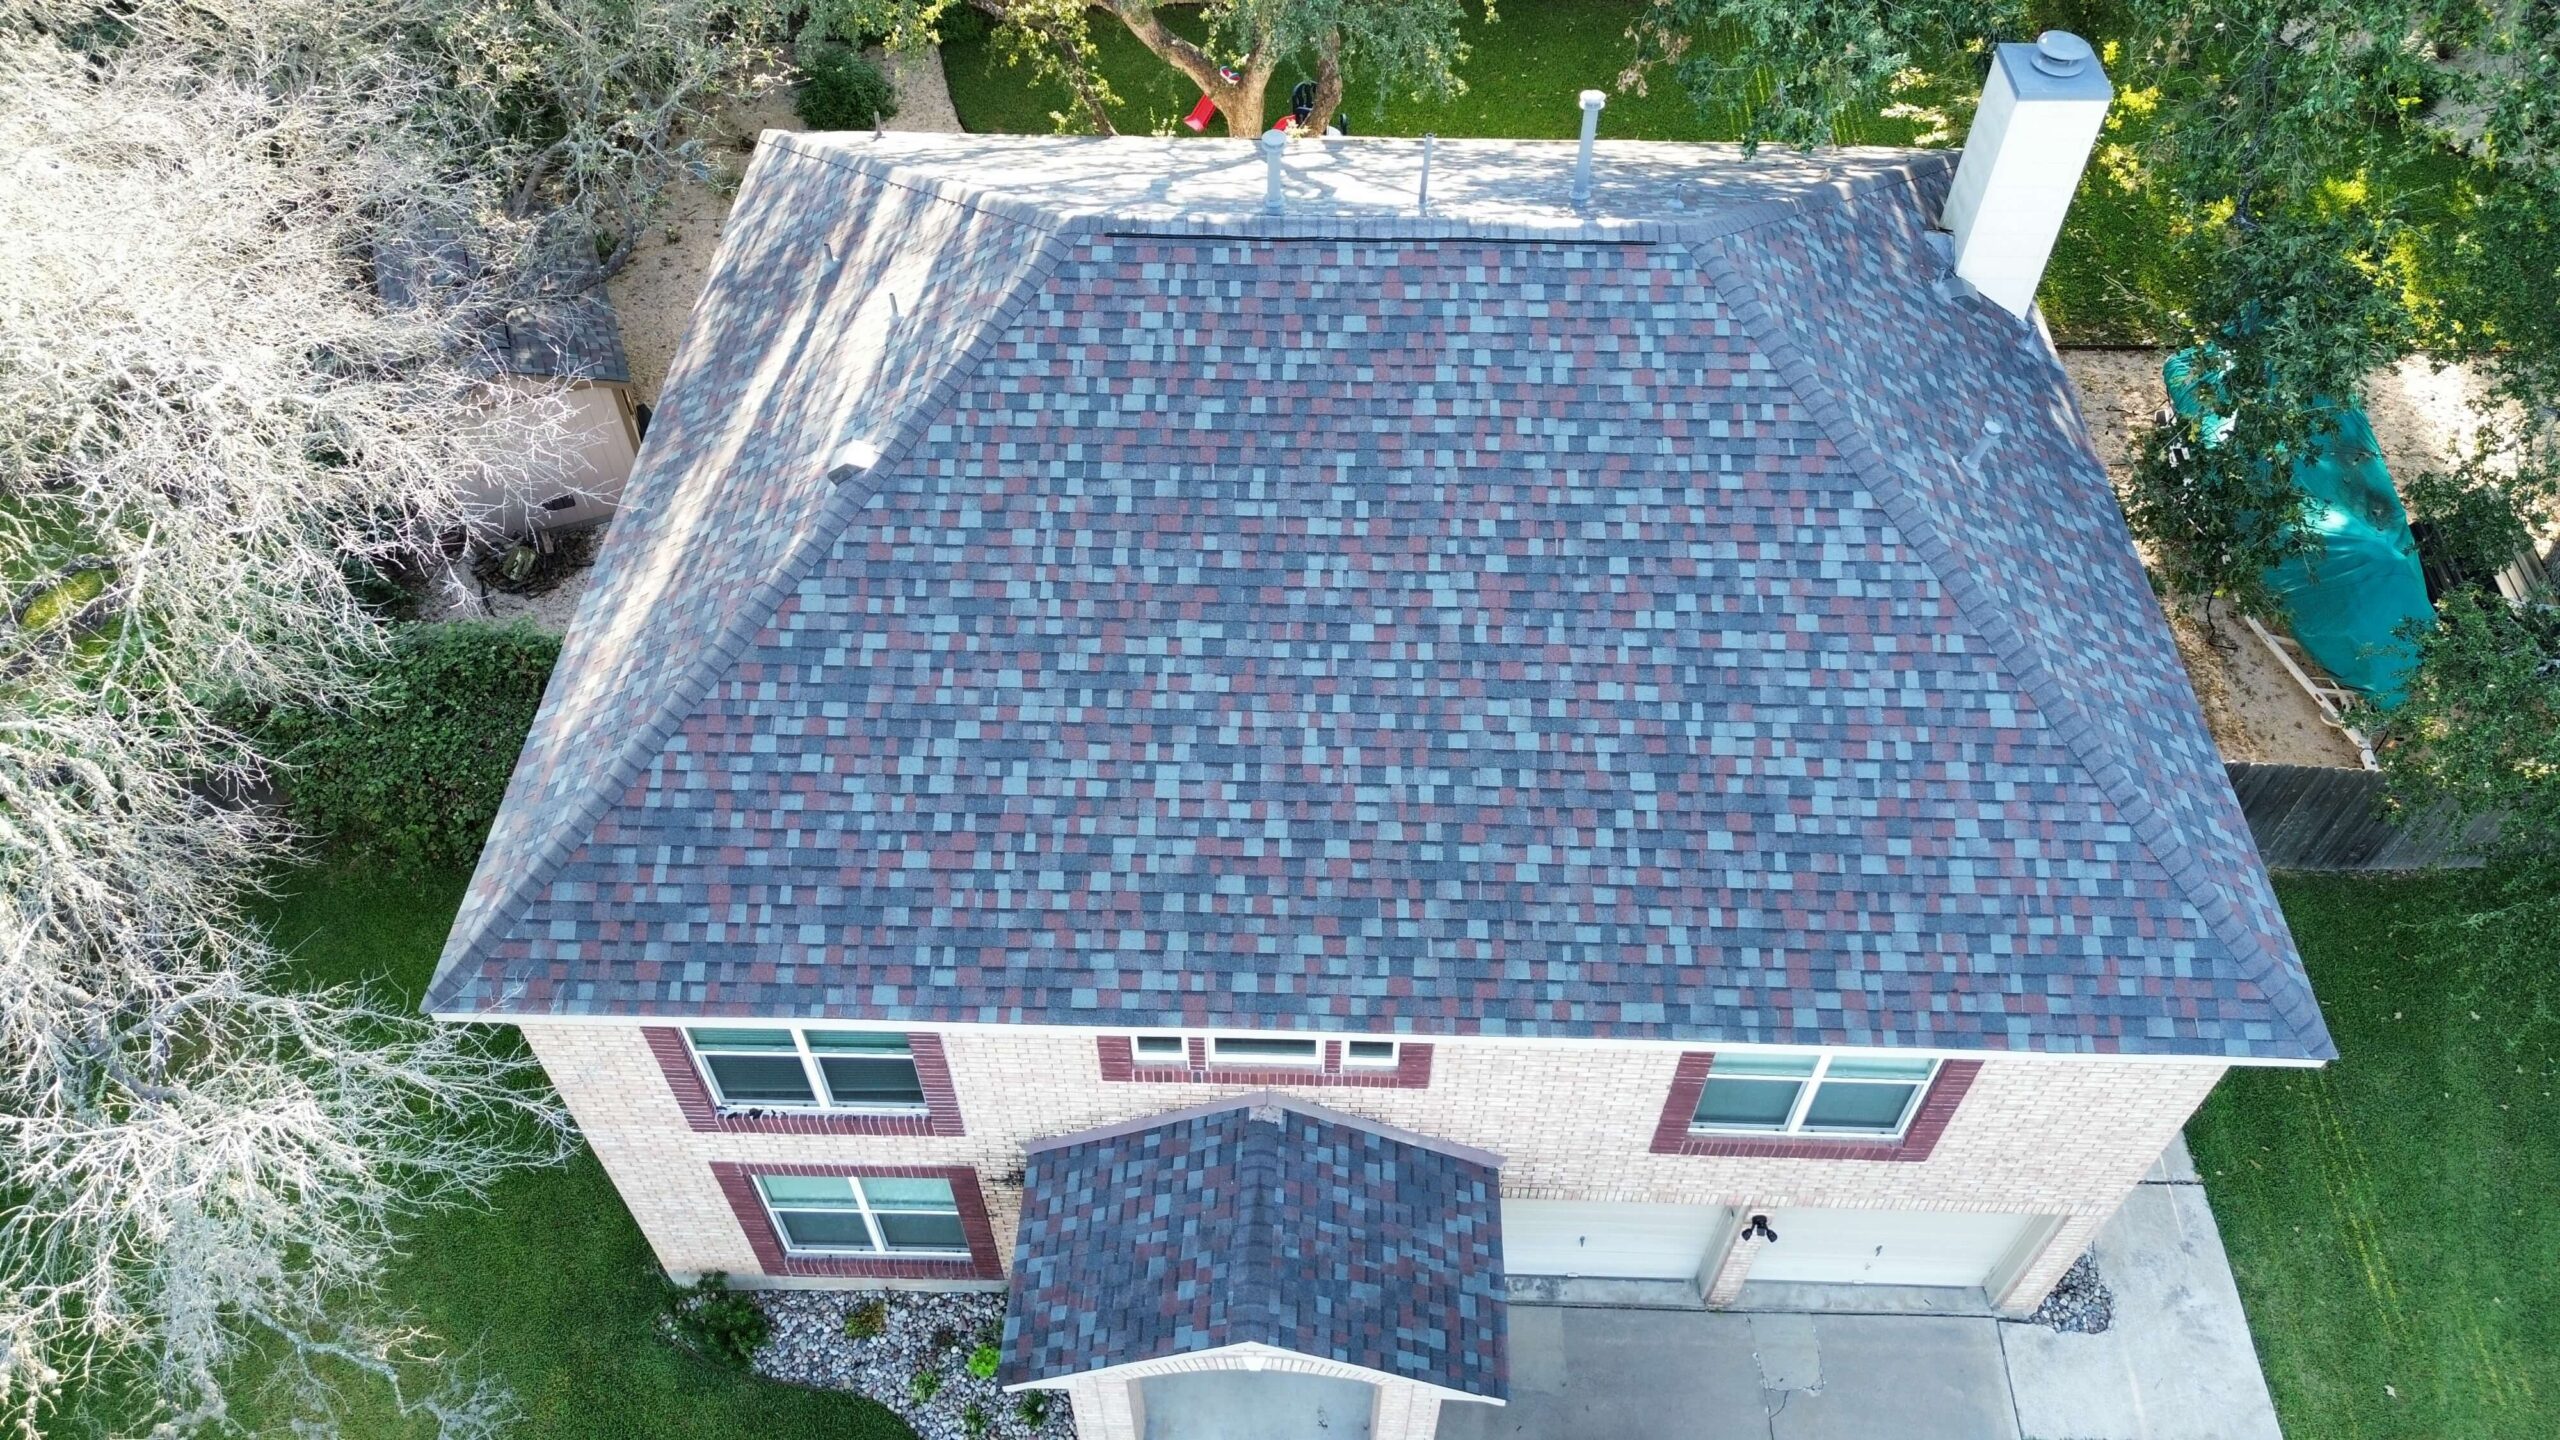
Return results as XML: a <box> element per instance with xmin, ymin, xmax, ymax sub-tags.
<box><xmin>520</xmin><ymin>1022</ymin><xmax>2223</xmax><ymax>1306</ymax></box>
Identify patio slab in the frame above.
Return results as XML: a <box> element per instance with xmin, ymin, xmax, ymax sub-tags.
<box><xmin>2002</xmin><ymin>1139</ymin><xmax>2283</xmax><ymax>1440</ymax></box>
<box><xmin>1441</xmin><ymin>1136</ymin><xmax>2283</xmax><ymax>1440</ymax></box>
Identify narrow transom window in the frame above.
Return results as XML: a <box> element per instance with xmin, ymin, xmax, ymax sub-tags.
<box><xmin>1208</xmin><ymin>1035</ymin><xmax>1322</xmax><ymax>1066</ymax></box>
<box><xmin>1342</xmin><ymin>1040</ymin><xmax>1400</xmax><ymax>1068</ymax></box>
<box><xmin>754</xmin><ymin>1174</ymin><xmax>965</xmax><ymax>1256</ymax></box>
<box><xmin>686</xmin><ymin>1028</ymin><xmax>926</xmax><ymax>1113</ymax></box>
<box><xmin>1691</xmin><ymin>1053</ymin><xmax>1938</xmax><ymax>1138</ymax></box>
<box><xmin>1131</xmin><ymin>1034</ymin><xmax>1187</xmax><ymax>1062</ymax></box>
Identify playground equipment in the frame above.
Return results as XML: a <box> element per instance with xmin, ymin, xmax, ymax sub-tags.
<box><xmin>1182</xmin><ymin>75</ymin><xmax>1348</xmax><ymax>135</ymax></box>
<box><xmin>1181</xmin><ymin>68</ymin><xmax>1240</xmax><ymax>132</ymax></box>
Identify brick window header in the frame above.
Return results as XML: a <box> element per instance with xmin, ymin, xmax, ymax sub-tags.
<box><xmin>713</xmin><ymin>1162</ymin><xmax>1002</xmax><ymax>1280</ymax></box>
<box><xmin>644</xmin><ymin>1028</ymin><xmax>964</xmax><ymax>1137</ymax></box>
<box><xmin>1097</xmin><ymin>1035</ymin><xmax>1435</xmax><ymax>1090</ymax></box>
<box><xmin>1650</xmin><ymin>1052</ymin><xmax>1981</xmax><ymax>1162</ymax></box>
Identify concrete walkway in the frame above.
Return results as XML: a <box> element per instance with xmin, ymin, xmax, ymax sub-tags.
<box><xmin>1441</xmin><ymin>1139</ymin><xmax>2282</xmax><ymax>1440</ymax></box>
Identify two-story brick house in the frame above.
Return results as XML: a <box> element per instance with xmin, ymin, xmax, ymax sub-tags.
<box><xmin>428</xmin><ymin>37</ymin><xmax>2332</xmax><ymax>1439</ymax></box>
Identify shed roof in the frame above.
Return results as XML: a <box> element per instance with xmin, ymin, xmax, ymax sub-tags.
<box><xmin>373</xmin><ymin>217</ymin><xmax>630</xmax><ymax>385</ymax></box>
<box><xmin>425</xmin><ymin>132</ymin><xmax>2331</xmax><ymax>1061</ymax></box>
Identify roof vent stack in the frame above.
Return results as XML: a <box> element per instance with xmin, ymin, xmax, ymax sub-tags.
<box><xmin>1418</xmin><ymin>133</ymin><xmax>1435</xmax><ymax>215</ymax></box>
<box><xmin>1261</xmin><ymin>128</ymin><xmax>1289</xmax><ymax>215</ymax></box>
<box><xmin>1572</xmin><ymin>90</ymin><xmax>1607</xmax><ymax>207</ymax></box>
<box><xmin>1942</xmin><ymin>31</ymin><xmax>2112</xmax><ymax>319</ymax></box>
<box><xmin>1962</xmin><ymin>418</ymin><xmax>2008</xmax><ymax>475</ymax></box>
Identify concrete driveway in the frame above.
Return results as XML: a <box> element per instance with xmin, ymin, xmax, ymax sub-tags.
<box><xmin>1441</xmin><ymin>1140</ymin><xmax>2282</xmax><ymax>1440</ymax></box>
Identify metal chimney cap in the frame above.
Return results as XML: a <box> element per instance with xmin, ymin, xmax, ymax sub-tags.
<box><xmin>2032</xmin><ymin>31</ymin><xmax>2095</xmax><ymax>76</ymax></box>
<box><xmin>1579</xmin><ymin>89</ymin><xmax>1608</xmax><ymax>110</ymax></box>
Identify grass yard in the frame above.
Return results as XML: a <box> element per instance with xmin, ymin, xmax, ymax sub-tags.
<box><xmin>63</xmin><ymin>865</ymin><xmax>910</xmax><ymax>1440</ymax></box>
<box><xmin>939</xmin><ymin>0</ymin><xmax>1935</xmax><ymax>144</ymax></box>
<box><xmin>2190</xmin><ymin>872</ymin><xmax>2560</xmax><ymax>1440</ymax></box>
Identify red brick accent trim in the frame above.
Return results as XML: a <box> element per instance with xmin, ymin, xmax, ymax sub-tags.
<box><xmin>644</xmin><ymin>1028</ymin><xmax>963</xmax><ymax>1137</ymax></box>
<box><xmin>1095</xmin><ymin>1036</ymin><xmax>1435</xmax><ymax>1089</ymax></box>
<box><xmin>1649</xmin><ymin>1054</ymin><xmax>1981</xmax><ymax>1162</ymax></box>
<box><xmin>712</xmin><ymin>1162</ymin><xmax>1002</xmax><ymax>1280</ymax></box>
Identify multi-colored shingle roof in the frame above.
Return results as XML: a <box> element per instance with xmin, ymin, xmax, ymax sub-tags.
<box><xmin>425</xmin><ymin>132</ymin><xmax>2332</xmax><ymax>1061</ymax></box>
<box><xmin>1001</xmin><ymin>1095</ymin><xmax>1506</xmax><ymax>1394</ymax></box>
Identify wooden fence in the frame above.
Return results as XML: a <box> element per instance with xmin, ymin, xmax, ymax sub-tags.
<box><xmin>2226</xmin><ymin>762</ymin><xmax>2499</xmax><ymax>872</ymax></box>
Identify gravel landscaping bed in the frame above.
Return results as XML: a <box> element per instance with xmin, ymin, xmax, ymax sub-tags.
<box><xmin>752</xmin><ymin>1289</ymin><xmax>1075</xmax><ymax>1440</ymax></box>
<box><xmin>2024</xmin><ymin>1253</ymin><xmax>2116</xmax><ymax>1335</ymax></box>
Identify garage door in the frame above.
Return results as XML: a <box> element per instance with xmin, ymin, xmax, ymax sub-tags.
<box><xmin>1501</xmin><ymin>1201</ymin><xmax>1725</xmax><ymax>1280</ymax></box>
<box><xmin>1750</xmin><ymin>1208</ymin><xmax>2037</xmax><ymax>1289</ymax></box>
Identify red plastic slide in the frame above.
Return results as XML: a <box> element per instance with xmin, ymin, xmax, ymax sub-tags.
<box><xmin>1182</xmin><ymin>67</ymin><xmax>1244</xmax><ymax>133</ymax></box>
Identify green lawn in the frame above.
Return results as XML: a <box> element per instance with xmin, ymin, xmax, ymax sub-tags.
<box><xmin>2190</xmin><ymin>871</ymin><xmax>2560</xmax><ymax>1440</ymax></box>
<box><xmin>937</xmin><ymin>0</ymin><xmax>1925</xmax><ymax>147</ymax></box>
<box><xmin>69</xmin><ymin>866</ymin><xmax>910</xmax><ymax>1440</ymax></box>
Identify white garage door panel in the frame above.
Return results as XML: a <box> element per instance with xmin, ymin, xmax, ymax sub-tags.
<box><xmin>1502</xmin><ymin>1201</ymin><xmax>1724</xmax><ymax>1280</ymax></box>
<box><xmin>1751</xmin><ymin>1208</ymin><xmax>2034</xmax><ymax>1289</ymax></box>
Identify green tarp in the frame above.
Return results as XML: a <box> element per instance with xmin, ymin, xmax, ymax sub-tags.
<box><xmin>2163</xmin><ymin>350</ymin><xmax>2435</xmax><ymax>706</ymax></box>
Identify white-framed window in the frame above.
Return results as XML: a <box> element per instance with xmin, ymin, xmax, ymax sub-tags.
<box><xmin>684</xmin><ymin>1027</ymin><xmax>926</xmax><ymax>1113</ymax></box>
<box><xmin>1689</xmin><ymin>1053</ymin><xmax>1939</xmax><ymax>1138</ymax></box>
<box><xmin>1342</xmin><ymin>1040</ymin><xmax>1401</xmax><ymax>1068</ymax></box>
<box><xmin>754</xmin><ymin>1174</ymin><xmax>967</xmax><ymax>1256</ymax></box>
<box><xmin>1208</xmin><ymin>1035</ymin><xmax>1322</xmax><ymax>1067</ymax></box>
<box><xmin>1121</xmin><ymin>1033</ymin><xmax>1403</xmax><ymax>1070</ymax></box>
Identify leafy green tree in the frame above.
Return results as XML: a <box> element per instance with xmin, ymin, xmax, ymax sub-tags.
<box><xmin>2372</xmin><ymin>593</ymin><xmax>2560</xmax><ymax>849</ymax></box>
<box><xmin>813</xmin><ymin>0</ymin><xmax>1477</xmax><ymax>135</ymax></box>
<box><xmin>1626</xmin><ymin>0</ymin><xmax>2021</xmax><ymax>149</ymax></box>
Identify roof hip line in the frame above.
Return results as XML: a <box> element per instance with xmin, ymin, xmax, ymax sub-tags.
<box><xmin>1679</xmin><ymin>234</ymin><xmax>2303</xmax><ymax>1042</ymax></box>
<box><xmin>430</xmin><ymin>217</ymin><xmax>1084</xmax><ymax>1004</ymax></box>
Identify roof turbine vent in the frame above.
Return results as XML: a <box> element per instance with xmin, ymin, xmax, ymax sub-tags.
<box><xmin>1572</xmin><ymin>89</ymin><xmax>1607</xmax><ymax>207</ymax></box>
<box><xmin>1261</xmin><ymin>127</ymin><xmax>1289</xmax><ymax>215</ymax></box>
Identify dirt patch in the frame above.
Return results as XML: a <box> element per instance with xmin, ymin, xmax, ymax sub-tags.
<box><xmin>2058</xmin><ymin>348</ymin><xmax>2371</xmax><ymax>768</ymax></box>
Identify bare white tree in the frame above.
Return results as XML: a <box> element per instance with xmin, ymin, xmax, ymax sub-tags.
<box><xmin>55</xmin><ymin>0</ymin><xmax>795</xmax><ymax>282</ymax></box>
<box><xmin>0</xmin><ymin>36</ymin><xmax>578</xmax><ymax>1440</ymax></box>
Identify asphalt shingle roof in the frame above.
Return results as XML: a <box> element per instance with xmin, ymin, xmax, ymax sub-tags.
<box><xmin>375</xmin><ymin>218</ymin><xmax>631</xmax><ymax>385</ymax></box>
<box><xmin>1001</xmin><ymin>1096</ymin><xmax>1506</xmax><ymax>1393</ymax></box>
<box><xmin>424</xmin><ymin>133</ymin><xmax>2333</xmax><ymax>1061</ymax></box>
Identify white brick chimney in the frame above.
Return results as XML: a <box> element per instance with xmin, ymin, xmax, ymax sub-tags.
<box><xmin>1942</xmin><ymin>32</ymin><xmax>2113</xmax><ymax>319</ymax></box>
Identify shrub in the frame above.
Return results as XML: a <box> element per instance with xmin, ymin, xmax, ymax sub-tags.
<box><xmin>1015</xmin><ymin>1390</ymin><xmax>1052</xmax><ymax>1427</ymax></box>
<box><xmin>962</xmin><ymin>1403</ymin><xmax>990</xmax><ymax>1438</ymax></box>
<box><xmin>844</xmin><ymin>1298</ymin><xmax>890</xmax><ymax>1340</ymax></box>
<box><xmin>668</xmin><ymin>1273</ymin><xmax>771</xmax><ymax>1370</ymax></box>
<box><xmin>936</xmin><ymin>3</ymin><xmax>987</xmax><ymax>45</ymax></box>
<box><xmin>255</xmin><ymin>620</ymin><xmax>559</xmax><ymax>869</ymax></box>
<box><xmin>795</xmin><ymin>47</ymin><xmax>899</xmax><ymax>131</ymax></box>
<box><xmin>965</xmin><ymin>1343</ymin><xmax>1000</xmax><ymax>1379</ymax></box>
<box><xmin>909</xmin><ymin>1365</ymin><xmax>944</xmax><ymax>1403</ymax></box>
